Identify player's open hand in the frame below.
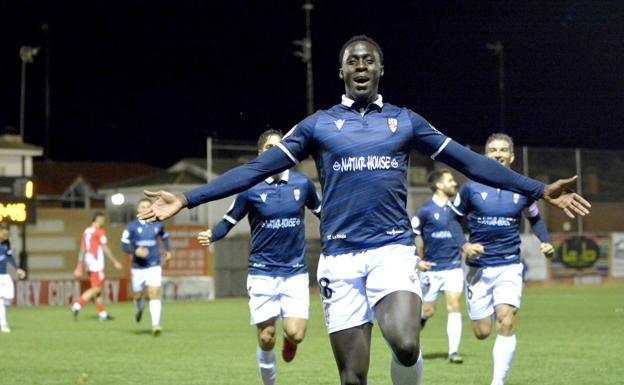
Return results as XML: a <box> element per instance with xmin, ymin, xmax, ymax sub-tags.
<box><xmin>164</xmin><ymin>251</ymin><xmax>173</xmax><ymax>265</ymax></box>
<box><xmin>540</xmin><ymin>242</ymin><xmax>555</xmax><ymax>258</ymax></box>
<box><xmin>138</xmin><ymin>190</ymin><xmax>187</xmax><ymax>222</ymax></box>
<box><xmin>197</xmin><ymin>229</ymin><xmax>213</xmax><ymax>247</ymax></box>
<box><xmin>463</xmin><ymin>243</ymin><xmax>484</xmax><ymax>259</ymax></box>
<box><xmin>543</xmin><ymin>176</ymin><xmax>591</xmax><ymax>218</ymax></box>
<box><xmin>17</xmin><ymin>268</ymin><xmax>27</xmax><ymax>280</ymax></box>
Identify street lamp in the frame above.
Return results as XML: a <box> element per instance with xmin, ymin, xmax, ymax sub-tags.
<box><xmin>19</xmin><ymin>45</ymin><xmax>40</xmax><ymax>142</ymax></box>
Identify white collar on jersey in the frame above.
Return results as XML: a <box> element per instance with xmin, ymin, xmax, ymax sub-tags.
<box><xmin>265</xmin><ymin>170</ymin><xmax>290</xmax><ymax>185</ymax></box>
<box><xmin>432</xmin><ymin>194</ymin><xmax>450</xmax><ymax>208</ymax></box>
<box><xmin>341</xmin><ymin>94</ymin><xmax>384</xmax><ymax>109</ymax></box>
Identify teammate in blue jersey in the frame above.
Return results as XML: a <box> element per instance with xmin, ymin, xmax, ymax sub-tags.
<box><xmin>452</xmin><ymin>133</ymin><xmax>555</xmax><ymax>385</ymax></box>
<box><xmin>138</xmin><ymin>36</ymin><xmax>589</xmax><ymax>385</ymax></box>
<box><xmin>196</xmin><ymin>129</ymin><xmax>321</xmax><ymax>385</ymax></box>
<box><xmin>0</xmin><ymin>222</ymin><xmax>26</xmax><ymax>333</ymax></box>
<box><xmin>121</xmin><ymin>199</ymin><xmax>172</xmax><ymax>336</ymax></box>
<box><xmin>412</xmin><ymin>169</ymin><xmax>465</xmax><ymax>364</ymax></box>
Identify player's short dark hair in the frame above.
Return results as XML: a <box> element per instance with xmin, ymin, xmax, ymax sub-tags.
<box><xmin>257</xmin><ymin>129</ymin><xmax>283</xmax><ymax>151</ymax></box>
<box><xmin>485</xmin><ymin>133</ymin><xmax>514</xmax><ymax>154</ymax></box>
<box><xmin>339</xmin><ymin>35</ymin><xmax>384</xmax><ymax>65</ymax></box>
<box><xmin>427</xmin><ymin>168</ymin><xmax>452</xmax><ymax>192</ymax></box>
<box><xmin>137</xmin><ymin>198</ymin><xmax>152</xmax><ymax>207</ymax></box>
<box><xmin>91</xmin><ymin>212</ymin><xmax>105</xmax><ymax>222</ymax></box>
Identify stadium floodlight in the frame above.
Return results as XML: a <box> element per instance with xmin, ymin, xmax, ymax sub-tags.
<box><xmin>111</xmin><ymin>193</ymin><xmax>125</xmax><ymax>206</ymax></box>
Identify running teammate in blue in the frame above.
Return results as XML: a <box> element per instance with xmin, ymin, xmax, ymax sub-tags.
<box><xmin>122</xmin><ymin>199</ymin><xmax>172</xmax><ymax>336</ymax></box>
<box><xmin>138</xmin><ymin>36</ymin><xmax>589</xmax><ymax>385</ymax></box>
<box><xmin>0</xmin><ymin>222</ymin><xmax>26</xmax><ymax>333</ymax></box>
<box><xmin>197</xmin><ymin>129</ymin><xmax>321</xmax><ymax>385</ymax></box>
<box><xmin>452</xmin><ymin>133</ymin><xmax>555</xmax><ymax>385</ymax></box>
<box><xmin>412</xmin><ymin>169</ymin><xmax>465</xmax><ymax>364</ymax></box>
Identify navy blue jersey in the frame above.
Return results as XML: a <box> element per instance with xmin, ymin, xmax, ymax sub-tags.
<box><xmin>121</xmin><ymin>220</ymin><xmax>170</xmax><ymax>268</ymax></box>
<box><xmin>412</xmin><ymin>196</ymin><xmax>462</xmax><ymax>271</ymax></box>
<box><xmin>0</xmin><ymin>241</ymin><xmax>17</xmax><ymax>275</ymax></box>
<box><xmin>276</xmin><ymin>95</ymin><xmax>449</xmax><ymax>256</ymax></box>
<box><xmin>211</xmin><ymin>171</ymin><xmax>321</xmax><ymax>277</ymax></box>
<box><xmin>453</xmin><ymin>181</ymin><xmax>548</xmax><ymax>267</ymax></box>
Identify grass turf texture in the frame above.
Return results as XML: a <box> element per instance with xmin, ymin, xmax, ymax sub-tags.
<box><xmin>1</xmin><ymin>285</ymin><xmax>622</xmax><ymax>385</ymax></box>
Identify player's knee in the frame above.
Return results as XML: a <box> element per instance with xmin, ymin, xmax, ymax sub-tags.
<box><xmin>258</xmin><ymin>330</ymin><xmax>276</xmax><ymax>349</ymax></box>
<box><xmin>423</xmin><ymin>306</ymin><xmax>435</xmax><ymax>319</ymax></box>
<box><xmin>392</xmin><ymin>340</ymin><xmax>421</xmax><ymax>366</ymax></box>
<box><xmin>496</xmin><ymin>315</ymin><xmax>514</xmax><ymax>334</ymax></box>
<box><xmin>285</xmin><ymin>328</ymin><xmax>306</xmax><ymax>345</ymax></box>
<box><xmin>474</xmin><ymin>328</ymin><xmax>490</xmax><ymax>340</ymax></box>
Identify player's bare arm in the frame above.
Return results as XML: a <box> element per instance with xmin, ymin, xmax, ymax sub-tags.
<box><xmin>74</xmin><ymin>246</ymin><xmax>85</xmax><ymax>277</ymax></box>
<box><xmin>103</xmin><ymin>245</ymin><xmax>123</xmax><ymax>270</ymax></box>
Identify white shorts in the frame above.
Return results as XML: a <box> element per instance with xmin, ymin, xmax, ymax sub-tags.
<box><xmin>131</xmin><ymin>266</ymin><xmax>163</xmax><ymax>293</ymax></box>
<box><xmin>421</xmin><ymin>268</ymin><xmax>464</xmax><ymax>303</ymax></box>
<box><xmin>0</xmin><ymin>274</ymin><xmax>14</xmax><ymax>300</ymax></box>
<box><xmin>464</xmin><ymin>263</ymin><xmax>523</xmax><ymax>321</ymax></box>
<box><xmin>317</xmin><ymin>244</ymin><xmax>422</xmax><ymax>334</ymax></box>
<box><xmin>247</xmin><ymin>273</ymin><xmax>310</xmax><ymax>325</ymax></box>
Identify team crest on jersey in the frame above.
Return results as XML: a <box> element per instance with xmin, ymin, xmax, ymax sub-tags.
<box><xmin>513</xmin><ymin>193</ymin><xmax>520</xmax><ymax>204</ymax></box>
<box><xmin>434</xmin><ymin>213</ymin><xmax>440</xmax><ymax>220</ymax></box>
<box><xmin>334</xmin><ymin>119</ymin><xmax>345</xmax><ymax>130</ymax></box>
<box><xmin>293</xmin><ymin>189</ymin><xmax>301</xmax><ymax>201</ymax></box>
<box><xmin>260</xmin><ymin>193</ymin><xmax>268</xmax><ymax>203</ymax></box>
<box><xmin>481</xmin><ymin>192</ymin><xmax>488</xmax><ymax>200</ymax></box>
<box><xmin>138</xmin><ymin>227</ymin><xmax>143</xmax><ymax>234</ymax></box>
<box><xmin>387</xmin><ymin>118</ymin><xmax>398</xmax><ymax>133</ymax></box>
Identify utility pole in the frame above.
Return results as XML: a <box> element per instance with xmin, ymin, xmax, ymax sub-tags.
<box><xmin>293</xmin><ymin>1</ymin><xmax>314</xmax><ymax>116</ymax></box>
<box><xmin>486</xmin><ymin>40</ymin><xmax>505</xmax><ymax>133</ymax></box>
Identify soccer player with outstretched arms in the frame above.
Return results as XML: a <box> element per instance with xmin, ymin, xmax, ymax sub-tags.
<box><xmin>138</xmin><ymin>36</ymin><xmax>589</xmax><ymax>385</ymax></box>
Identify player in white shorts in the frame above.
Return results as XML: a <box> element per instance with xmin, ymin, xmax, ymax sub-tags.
<box><xmin>453</xmin><ymin>133</ymin><xmax>555</xmax><ymax>385</ymax></box>
<box><xmin>138</xmin><ymin>37</ymin><xmax>589</xmax><ymax>385</ymax></box>
<box><xmin>122</xmin><ymin>198</ymin><xmax>172</xmax><ymax>336</ymax></box>
<box><xmin>197</xmin><ymin>130</ymin><xmax>321</xmax><ymax>385</ymax></box>
<box><xmin>0</xmin><ymin>222</ymin><xmax>26</xmax><ymax>333</ymax></box>
<box><xmin>412</xmin><ymin>169</ymin><xmax>466</xmax><ymax>363</ymax></box>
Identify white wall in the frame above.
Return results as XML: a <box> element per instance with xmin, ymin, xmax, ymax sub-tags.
<box><xmin>0</xmin><ymin>154</ymin><xmax>34</xmax><ymax>176</ymax></box>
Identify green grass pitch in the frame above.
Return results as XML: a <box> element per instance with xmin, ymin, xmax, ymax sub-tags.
<box><xmin>1</xmin><ymin>285</ymin><xmax>622</xmax><ymax>385</ymax></box>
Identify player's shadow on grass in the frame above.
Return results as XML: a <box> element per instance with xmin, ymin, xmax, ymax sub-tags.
<box><xmin>422</xmin><ymin>352</ymin><xmax>450</xmax><ymax>360</ymax></box>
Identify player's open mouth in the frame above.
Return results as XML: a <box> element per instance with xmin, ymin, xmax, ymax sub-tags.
<box><xmin>353</xmin><ymin>76</ymin><xmax>370</xmax><ymax>89</ymax></box>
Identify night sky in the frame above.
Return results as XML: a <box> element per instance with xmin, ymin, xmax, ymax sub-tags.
<box><xmin>0</xmin><ymin>1</ymin><xmax>623</xmax><ymax>167</ymax></box>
